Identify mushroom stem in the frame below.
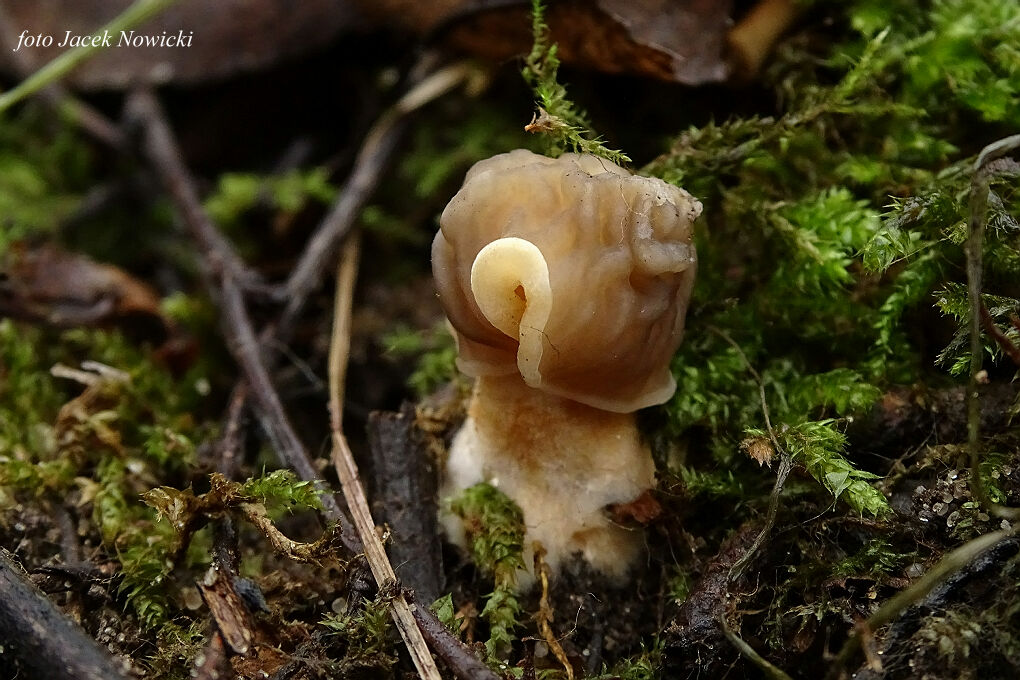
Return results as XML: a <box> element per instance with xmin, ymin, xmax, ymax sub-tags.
<box><xmin>441</xmin><ymin>373</ymin><xmax>655</xmax><ymax>581</ymax></box>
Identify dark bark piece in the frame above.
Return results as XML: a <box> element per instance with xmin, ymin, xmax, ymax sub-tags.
<box><xmin>198</xmin><ymin>565</ymin><xmax>256</xmax><ymax>655</ymax></box>
<box><xmin>0</xmin><ymin>550</ymin><xmax>131</xmax><ymax>680</ymax></box>
<box><xmin>410</xmin><ymin>601</ymin><xmax>496</xmax><ymax>680</ymax></box>
<box><xmin>663</xmin><ymin>523</ymin><xmax>760</xmax><ymax>678</ymax></box>
<box><xmin>367</xmin><ymin>405</ymin><xmax>444</xmax><ymax>604</ymax></box>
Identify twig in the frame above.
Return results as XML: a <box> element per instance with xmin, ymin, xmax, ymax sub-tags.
<box><xmin>219</xmin><ymin>275</ymin><xmax>357</xmax><ymax>546</ymax></box>
<box><xmin>133</xmin><ymin>70</ymin><xmax>495</xmax><ymax>680</ymax></box>
<box><xmin>327</xmin><ymin>234</ymin><xmax>443</xmax><ymax>680</ymax></box>
<box><xmin>0</xmin><ymin>0</ymin><xmax>179</xmax><ymax>114</ymax></box>
<box><xmin>979</xmin><ymin>301</ymin><xmax>1020</xmax><ymax>367</ymax></box>
<box><xmin>534</xmin><ymin>546</ymin><xmax>573</xmax><ymax>680</ymax></box>
<box><xmin>708</xmin><ymin>326</ymin><xmax>792</xmax><ymax>581</ymax></box>
<box><xmin>0</xmin><ymin>550</ymin><xmax>131</xmax><ymax>680</ymax></box>
<box><xmin>965</xmin><ymin>134</ymin><xmax>1020</xmax><ymax>521</ymax></box>
<box><xmin>281</xmin><ymin>61</ymin><xmax>483</xmax><ymax>329</ymax></box>
<box><xmin>823</xmin><ymin>528</ymin><xmax>1014</xmax><ymax>680</ymax></box>
<box><xmin>720</xmin><ymin>616</ymin><xmax>794</xmax><ymax>680</ymax></box>
<box><xmin>215</xmin><ymin>382</ymin><xmax>250</xmax><ymax>478</ymax></box>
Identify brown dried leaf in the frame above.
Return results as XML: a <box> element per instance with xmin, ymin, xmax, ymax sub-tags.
<box><xmin>607</xmin><ymin>489</ymin><xmax>663</xmax><ymax>526</ymax></box>
<box><xmin>437</xmin><ymin>0</ymin><xmax>734</xmax><ymax>84</ymax></box>
<box><xmin>0</xmin><ymin>244</ymin><xmax>168</xmax><ymax>333</ymax></box>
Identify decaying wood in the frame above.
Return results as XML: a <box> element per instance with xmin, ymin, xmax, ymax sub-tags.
<box><xmin>663</xmin><ymin>523</ymin><xmax>760</xmax><ymax>677</ymax></box>
<box><xmin>328</xmin><ymin>231</ymin><xmax>444</xmax><ymax>680</ymax></box>
<box><xmin>198</xmin><ymin>565</ymin><xmax>256</xmax><ymax>655</ymax></box>
<box><xmin>129</xmin><ymin>59</ymin><xmax>498</xmax><ymax>680</ymax></box>
<box><xmin>0</xmin><ymin>550</ymin><xmax>131</xmax><ymax>680</ymax></box>
<box><xmin>368</xmin><ymin>405</ymin><xmax>445</xmax><ymax>604</ymax></box>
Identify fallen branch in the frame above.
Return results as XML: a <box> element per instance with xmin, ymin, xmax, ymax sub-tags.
<box><xmin>127</xmin><ymin>89</ymin><xmax>260</xmax><ymax>289</ymax></box>
<box><xmin>280</xmin><ymin>61</ymin><xmax>484</xmax><ymax>330</ymax></box>
<box><xmin>132</xmin><ymin>68</ymin><xmax>495</xmax><ymax>680</ymax></box>
<box><xmin>0</xmin><ymin>550</ymin><xmax>130</xmax><ymax>680</ymax></box>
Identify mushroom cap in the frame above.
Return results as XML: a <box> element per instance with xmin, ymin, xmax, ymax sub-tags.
<box><xmin>432</xmin><ymin>149</ymin><xmax>701</xmax><ymax>413</ymax></box>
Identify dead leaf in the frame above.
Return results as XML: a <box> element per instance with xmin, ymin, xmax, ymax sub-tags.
<box><xmin>433</xmin><ymin>0</ymin><xmax>734</xmax><ymax>84</ymax></box>
<box><xmin>607</xmin><ymin>489</ymin><xmax>663</xmax><ymax>526</ymax></box>
<box><xmin>0</xmin><ymin>243</ymin><xmax>169</xmax><ymax>334</ymax></box>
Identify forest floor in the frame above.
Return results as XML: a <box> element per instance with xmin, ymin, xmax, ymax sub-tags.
<box><xmin>1</xmin><ymin>1</ymin><xmax>1019</xmax><ymax>679</ymax></box>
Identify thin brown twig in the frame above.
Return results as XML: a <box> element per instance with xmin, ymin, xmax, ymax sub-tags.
<box><xmin>534</xmin><ymin>546</ymin><xmax>573</xmax><ymax>680</ymax></box>
<box><xmin>708</xmin><ymin>326</ymin><xmax>793</xmax><ymax>582</ymax></box>
<box><xmin>965</xmin><ymin>134</ymin><xmax>1020</xmax><ymax>521</ymax></box>
<box><xmin>720</xmin><ymin>616</ymin><xmax>793</xmax><ymax>680</ymax></box>
<box><xmin>132</xmin><ymin>71</ymin><xmax>495</xmax><ymax>680</ymax></box>
<box><xmin>327</xmin><ymin>233</ymin><xmax>443</xmax><ymax>680</ymax></box>
<box><xmin>281</xmin><ymin>61</ymin><xmax>483</xmax><ymax>330</ymax></box>
<box><xmin>219</xmin><ymin>275</ymin><xmax>357</xmax><ymax>547</ymax></box>
<box><xmin>978</xmin><ymin>300</ymin><xmax>1020</xmax><ymax>368</ymax></box>
<box><xmin>823</xmin><ymin>528</ymin><xmax>1014</xmax><ymax>680</ymax></box>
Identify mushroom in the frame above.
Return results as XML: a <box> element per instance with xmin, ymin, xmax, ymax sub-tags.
<box><xmin>432</xmin><ymin>149</ymin><xmax>701</xmax><ymax>579</ymax></box>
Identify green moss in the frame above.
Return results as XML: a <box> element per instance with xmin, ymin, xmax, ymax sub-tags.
<box><xmin>321</xmin><ymin>594</ymin><xmax>398</xmax><ymax>672</ymax></box>
<box><xmin>0</xmin><ymin>105</ymin><xmax>92</xmax><ymax>253</ymax></box>
<box><xmin>449</xmin><ymin>482</ymin><xmax>526</xmax><ymax>660</ymax></box>
<box><xmin>239</xmin><ymin>468</ymin><xmax>324</xmax><ymax>515</ymax></box>
<box><xmin>521</xmin><ymin>0</ymin><xmax>629</xmax><ymax>164</ymax></box>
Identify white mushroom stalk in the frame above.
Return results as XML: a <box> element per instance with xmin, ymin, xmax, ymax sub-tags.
<box><xmin>432</xmin><ymin>149</ymin><xmax>702</xmax><ymax>580</ymax></box>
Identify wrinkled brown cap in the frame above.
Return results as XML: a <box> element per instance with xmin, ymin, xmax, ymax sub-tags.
<box><xmin>432</xmin><ymin>149</ymin><xmax>701</xmax><ymax>412</ymax></box>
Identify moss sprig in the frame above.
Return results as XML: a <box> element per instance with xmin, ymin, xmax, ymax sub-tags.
<box><xmin>521</xmin><ymin>0</ymin><xmax>630</xmax><ymax>164</ymax></box>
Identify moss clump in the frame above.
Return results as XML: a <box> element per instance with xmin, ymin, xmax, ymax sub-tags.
<box><xmin>450</xmin><ymin>482</ymin><xmax>526</xmax><ymax>660</ymax></box>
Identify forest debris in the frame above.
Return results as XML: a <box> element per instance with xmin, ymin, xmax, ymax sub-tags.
<box><xmin>198</xmin><ymin>566</ymin><xmax>255</xmax><ymax>655</ymax></box>
<box><xmin>825</xmin><ymin>529</ymin><xmax>1017</xmax><ymax>680</ymax></box>
<box><xmin>327</xmin><ymin>217</ymin><xmax>444</xmax><ymax>680</ymax></box>
<box><xmin>663</xmin><ymin>523</ymin><xmax>760</xmax><ymax>676</ymax></box>
<box><xmin>431</xmin><ymin>0</ymin><xmax>735</xmax><ymax>84</ymax></box>
<box><xmin>0</xmin><ymin>550</ymin><xmax>132</xmax><ymax>680</ymax></box>
<box><xmin>533</xmin><ymin>545</ymin><xmax>574</xmax><ymax>680</ymax></box>
<box><xmin>368</xmin><ymin>405</ymin><xmax>444</xmax><ymax>604</ymax></box>
<box><xmin>0</xmin><ymin>244</ymin><xmax>168</xmax><ymax>333</ymax></box>
<box><xmin>141</xmin><ymin>473</ymin><xmax>345</xmax><ymax>564</ymax></box>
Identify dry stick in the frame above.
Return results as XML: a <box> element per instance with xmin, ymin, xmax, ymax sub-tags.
<box><xmin>720</xmin><ymin>616</ymin><xmax>794</xmax><ymax>680</ymax></box>
<box><xmin>129</xmin><ymin>89</ymin><xmax>360</xmax><ymax>539</ymax></box>
<box><xmin>823</xmin><ymin>135</ymin><xmax>1020</xmax><ymax>680</ymax></box>
<box><xmin>327</xmin><ymin>235</ymin><xmax>443</xmax><ymax>680</ymax></box>
<box><xmin>965</xmin><ymin>134</ymin><xmax>1020</xmax><ymax>522</ymax></box>
<box><xmin>137</xmin><ymin>71</ymin><xmax>494</xmax><ymax>680</ymax></box>
<box><xmin>281</xmin><ymin>61</ymin><xmax>482</xmax><ymax>330</ymax></box>
<box><xmin>219</xmin><ymin>274</ymin><xmax>355</xmax><ymax>541</ymax></box>
<box><xmin>0</xmin><ymin>0</ymin><xmax>179</xmax><ymax>114</ymax></box>
<box><xmin>0</xmin><ymin>551</ymin><xmax>131</xmax><ymax>680</ymax></box>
